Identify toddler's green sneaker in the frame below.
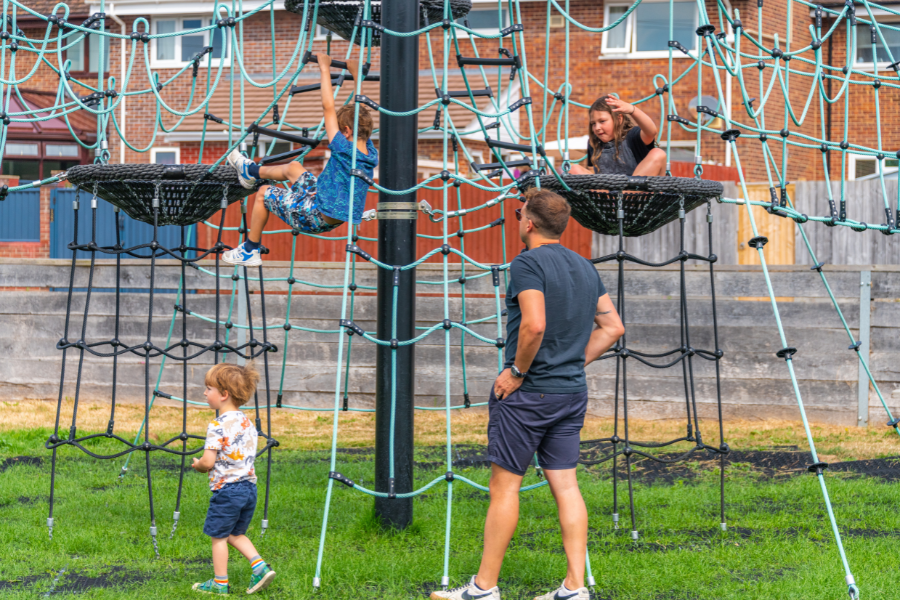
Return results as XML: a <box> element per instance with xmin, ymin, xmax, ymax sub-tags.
<box><xmin>247</xmin><ymin>566</ymin><xmax>275</xmax><ymax>594</ymax></box>
<box><xmin>193</xmin><ymin>578</ymin><xmax>229</xmax><ymax>595</ymax></box>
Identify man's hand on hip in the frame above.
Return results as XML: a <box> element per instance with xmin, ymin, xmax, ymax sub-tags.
<box><xmin>493</xmin><ymin>368</ymin><xmax>524</xmax><ymax>400</ymax></box>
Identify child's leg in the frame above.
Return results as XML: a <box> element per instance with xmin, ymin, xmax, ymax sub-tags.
<box><xmin>227</xmin><ymin>534</ymin><xmax>261</xmax><ymax>561</ymax></box>
<box><xmin>246</xmin><ymin>162</ymin><xmax>315</xmax><ymax>243</ymax></box>
<box><xmin>567</xmin><ymin>163</ymin><xmax>593</xmax><ymax>175</ymax></box>
<box><xmin>211</xmin><ymin>536</ymin><xmax>230</xmax><ymax>579</ymax></box>
<box><xmin>632</xmin><ymin>148</ymin><xmax>667</xmax><ymax>177</ymax></box>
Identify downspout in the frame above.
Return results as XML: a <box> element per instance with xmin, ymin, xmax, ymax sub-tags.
<box><xmin>107</xmin><ymin>4</ymin><xmax>126</xmax><ymax>164</ymax></box>
<box><xmin>722</xmin><ymin>0</ymin><xmax>734</xmax><ymax>167</ymax></box>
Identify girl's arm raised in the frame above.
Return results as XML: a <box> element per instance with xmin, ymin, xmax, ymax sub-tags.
<box><xmin>606</xmin><ymin>96</ymin><xmax>658</xmax><ymax>145</ymax></box>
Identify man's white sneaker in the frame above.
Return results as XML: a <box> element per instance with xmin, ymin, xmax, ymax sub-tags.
<box><xmin>227</xmin><ymin>149</ymin><xmax>258</xmax><ymax>189</ymax></box>
<box><xmin>429</xmin><ymin>576</ymin><xmax>500</xmax><ymax>600</ymax></box>
<box><xmin>222</xmin><ymin>242</ymin><xmax>262</xmax><ymax>267</ymax></box>
<box><xmin>533</xmin><ymin>583</ymin><xmax>589</xmax><ymax>600</ymax></box>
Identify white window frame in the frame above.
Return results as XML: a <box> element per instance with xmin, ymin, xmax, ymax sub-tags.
<box><xmin>851</xmin><ymin>19</ymin><xmax>900</xmax><ymax>72</ymax></box>
<box><xmin>600</xmin><ymin>0</ymin><xmax>699</xmax><ymax>60</ymax></box>
<box><xmin>150</xmin><ymin>16</ymin><xmax>231</xmax><ymax>69</ymax></box>
<box><xmin>658</xmin><ymin>140</ymin><xmax>698</xmax><ymax>162</ymax></box>
<box><xmin>455</xmin><ymin>6</ymin><xmax>510</xmax><ymax>38</ymax></box>
<box><xmin>151</xmin><ymin>147</ymin><xmax>181</xmax><ymax>164</ymax></box>
<box><xmin>313</xmin><ymin>24</ymin><xmax>332</xmax><ymax>41</ymax></box>
<box><xmin>847</xmin><ymin>154</ymin><xmax>900</xmax><ymax>181</ymax></box>
<box><xmin>417</xmin><ymin>159</ymin><xmax>446</xmax><ymax>180</ymax></box>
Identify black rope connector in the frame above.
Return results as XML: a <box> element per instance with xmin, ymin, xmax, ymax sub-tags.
<box><xmin>390</xmin><ymin>339</ymin><xmax>399</xmax><ymax>349</ymax></box>
<box><xmin>350</xmin><ymin>168</ymin><xmax>375</xmax><ymax>187</ymax></box>
<box><xmin>152</xmin><ymin>389</ymin><xmax>173</xmax><ymax>400</ymax></box>
<box><xmin>721</xmin><ymin>129</ymin><xmax>741</xmax><ymax>142</ymax></box>
<box><xmin>276</xmin><ymin>393</ymin><xmax>283</xmax><ymax>408</ymax></box>
<box><xmin>747</xmin><ymin>236</ymin><xmax>768</xmax><ymax>249</ymax></box>
<box><xmin>696</xmin><ymin>24</ymin><xmax>715</xmax><ymax>37</ymax></box>
<box><xmin>445</xmin><ymin>471</ymin><xmax>454</xmax><ymax>481</ymax></box>
<box><xmin>495</xmin><ymin>338</ymin><xmax>505</xmax><ymax>349</ymax></box>
<box><xmin>388</xmin><ymin>477</ymin><xmax>396</xmax><ymax>499</ymax></box>
<box><xmin>720</xmin><ymin>443</ymin><xmax>730</xmax><ymax>453</ymax></box>
<box><xmin>873</xmin><ymin>79</ymin><xmax>881</xmax><ymax>89</ymax></box>
<box><xmin>840</xmin><ymin>140</ymin><xmax>849</xmax><ymax>150</ymax></box>
<box><xmin>231</xmin><ymin>273</ymin><xmax>240</xmax><ymax>281</ymax></box>
<box><xmin>655</xmin><ymin>84</ymin><xmax>669</xmax><ymax>96</ymax></box>
<box><xmin>283</xmin><ymin>323</ymin><xmax>292</xmax><ymax>331</ymax></box>
<box><xmin>225</xmin><ymin>321</ymin><xmax>233</xmax><ymax>329</ymax></box>
<box><xmin>329</xmin><ymin>471</ymin><xmax>355</xmax><ymax>488</ymax></box>
<box><xmin>623</xmin><ymin>446</ymin><xmax>633</xmax><ymax>456</ymax></box>
<box><xmin>441</xmin><ymin>244</ymin><xmax>452</xmax><ymax>256</ymax></box>
<box><xmin>771</xmin><ymin>47</ymin><xmax>783</xmax><ymax>59</ymax></box>
<box><xmin>792</xmin><ymin>213</ymin><xmax>809</xmax><ymax>224</ymax></box>
<box><xmin>286</xmin><ymin>276</ymin><xmax>296</xmax><ymax>285</ymax></box>
<box><xmin>758</xmin><ymin>133</ymin><xmax>767</xmax><ymax>142</ymax></box>
<box><xmin>807</xmin><ymin>461</ymin><xmax>828</xmax><ymax>475</ymax></box>
<box><xmin>342</xmin><ymin>395</ymin><xmax>349</xmax><ymax>411</ymax></box>
<box><xmin>776</xmin><ymin>347</ymin><xmax>798</xmax><ymax>359</ymax></box>
<box><xmin>442</xmin><ymin>319</ymin><xmax>452</xmax><ymax>330</ymax></box>
<box><xmin>757</xmin><ymin>60</ymin><xmax>766</xmax><ymax>70</ymax></box>
<box><xmin>340</xmin><ymin>319</ymin><xmax>366</xmax><ymax>337</ymax></box>
<box><xmin>346</xmin><ymin>244</ymin><xmax>372</xmax><ymax>261</ymax></box>
<box><xmin>668</xmin><ymin>40</ymin><xmax>690</xmax><ymax>55</ymax></box>
<box><xmin>811</xmin><ymin>39</ymin><xmax>822</xmax><ymax>50</ymax></box>
<box><xmin>887</xmin><ymin>417</ymin><xmax>900</xmax><ymax>428</ymax></box>
<box><xmin>848</xmin><ymin>341</ymin><xmax>862</xmax><ymax>352</ymax></box>
<box><xmin>348</xmin><ymin>283</ymin><xmax>358</xmax><ymax>291</ymax></box>
<box><xmin>464</xmin><ymin>393</ymin><xmax>471</xmax><ymax>408</ymax></box>
<box><xmin>780</xmin><ymin>128</ymin><xmax>790</xmax><ymax>138</ymax></box>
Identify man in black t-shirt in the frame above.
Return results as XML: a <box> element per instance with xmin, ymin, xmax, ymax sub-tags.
<box><xmin>429</xmin><ymin>189</ymin><xmax>625</xmax><ymax>600</ymax></box>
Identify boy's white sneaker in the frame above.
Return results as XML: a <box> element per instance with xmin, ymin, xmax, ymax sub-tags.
<box><xmin>532</xmin><ymin>583</ymin><xmax>589</xmax><ymax>600</ymax></box>
<box><xmin>222</xmin><ymin>242</ymin><xmax>262</xmax><ymax>267</ymax></box>
<box><xmin>227</xmin><ymin>148</ymin><xmax>258</xmax><ymax>189</ymax></box>
<box><xmin>429</xmin><ymin>576</ymin><xmax>500</xmax><ymax>600</ymax></box>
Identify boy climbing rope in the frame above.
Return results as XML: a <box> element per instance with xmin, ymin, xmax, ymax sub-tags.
<box><xmin>191</xmin><ymin>362</ymin><xmax>276</xmax><ymax>595</ymax></box>
<box><xmin>568</xmin><ymin>94</ymin><xmax>666</xmax><ymax>177</ymax></box>
<box><xmin>223</xmin><ymin>53</ymin><xmax>378</xmax><ymax>266</ymax></box>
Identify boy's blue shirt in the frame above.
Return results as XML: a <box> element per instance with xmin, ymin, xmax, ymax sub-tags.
<box><xmin>316</xmin><ymin>132</ymin><xmax>378</xmax><ymax>224</ymax></box>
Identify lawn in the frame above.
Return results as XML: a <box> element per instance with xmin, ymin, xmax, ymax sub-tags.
<box><xmin>1</xmin><ymin>400</ymin><xmax>899</xmax><ymax>599</ymax></box>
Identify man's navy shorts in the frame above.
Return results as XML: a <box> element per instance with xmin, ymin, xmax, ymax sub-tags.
<box><xmin>203</xmin><ymin>480</ymin><xmax>257</xmax><ymax>538</ymax></box>
<box><xmin>487</xmin><ymin>388</ymin><xmax>588</xmax><ymax>476</ymax></box>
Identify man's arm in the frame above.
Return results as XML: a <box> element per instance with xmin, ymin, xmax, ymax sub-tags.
<box><xmin>318</xmin><ymin>54</ymin><xmax>341</xmax><ymax>142</ymax></box>
<box><xmin>493</xmin><ymin>289</ymin><xmax>544</xmax><ymax>400</ymax></box>
<box><xmin>584</xmin><ymin>293</ymin><xmax>624</xmax><ymax>366</ymax></box>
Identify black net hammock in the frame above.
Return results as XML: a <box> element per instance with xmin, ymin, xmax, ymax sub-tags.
<box><xmin>64</xmin><ymin>163</ymin><xmax>261</xmax><ymax>227</ymax></box>
<box><xmin>520</xmin><ymin>174</ymin><xmax>724</xmax><ymax>237</ymax></box>
<box><xmin>285</xmin><ymin>0</ymin><xmax>472</xmax><ymax>46</ymax></box>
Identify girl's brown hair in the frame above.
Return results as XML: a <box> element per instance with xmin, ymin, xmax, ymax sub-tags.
<box><xmin>587</xmin><ymin>95</ymin><xmax>634</xmax><ymax>168</ymax></box>
<box><xmin>205</xmin><ymin>362</ymin><xmax>260</xmax><ymax>407</ymax></box>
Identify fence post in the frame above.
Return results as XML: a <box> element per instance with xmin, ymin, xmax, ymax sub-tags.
<box><xmin>857</xmin><ymin>270</ymin><xmax>872</xmax><ymax>427</ymax></box>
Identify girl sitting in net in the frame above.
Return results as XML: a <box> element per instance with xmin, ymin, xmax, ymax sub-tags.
<box><xmin>568</xmin><ymin>94</ymin><xmax>666</xmax><ymax>177</ymax></box>
<box><xmin>224</xmin><ymin>53</ymin><xmax>378</xmax><ymax>267</ymax></box>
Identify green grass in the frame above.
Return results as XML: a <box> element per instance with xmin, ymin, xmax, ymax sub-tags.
<box><xmin>0</xmin><ymin>428</ymin><xmax>897</xmax><ymax>600</ymax></box>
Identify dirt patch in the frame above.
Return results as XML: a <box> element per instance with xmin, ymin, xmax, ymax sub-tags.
<box><xmin>0</xmin><ymin>455</ymin><xmax>43</xmax><ymax>472</ymax></box>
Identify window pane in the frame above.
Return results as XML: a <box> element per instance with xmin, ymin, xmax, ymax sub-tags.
<box><xmin>855</xmin><ymin>23</ymin><xmax>900</xmax><ymax>64</ymax></box>
<box><xmin>89</xmin><ymin>33</ymin><xmax>111</xmax><ymax>72</ymax></box>
<box><xmin>606</xmin><ymin>6</ymin><xmax>628</xmax><ymax>49</ymax></box>
<box><xmin>459</xmin><ymin>9</ymin><xmax>507</xmax><ymax>30</ymax></box>
<box><xmin>855</xmin><ymin>159</ymin><xmax>877</xmax><ymax>179</ymax></box>
<box><xmin>154</xmin><ymin>151</ymin><xmax>178</xmax><ymax>165</ymax></box>
<box><xmin>182</xmin><ymin>34</ymin><xmax>205</xmax><ymax>61</ymax></box>
<box><xmin>46</xmin><ymin>144</ymin><xmax>81</xmax><ymax>158</ymax></box>
<box><xmin>5</xmin><ymin>143</ymin><xmax>39</xmax><ymax>156</ymax></box>
<box><xmin>68</xmin><ymin>38</ymin><xmax>85</xmax><ymax>71</ymax></box>
<box><xmin>635</xmin><ymin>1</ymin><xmax>695</xmax><ymax>52</ymax></box>
<box><xmin>209</xmin><ymin>19</ymin><xmax>229</xmax><ymax>59</ymax></box>
<box><xmin>157</xmin><ymin>20</ymin><xmax>176</xmax><ymax>61</ymax></box>
<box><xmin>2</xmin><ymin>160</ymin><xmax>41</xmax><ymax>181</ymax></box>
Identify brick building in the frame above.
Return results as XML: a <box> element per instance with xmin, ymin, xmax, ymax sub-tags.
<box><xmin>2</xmin><ymin>0</ymin><xmax>898</xmax><ymax>259</ymax></box>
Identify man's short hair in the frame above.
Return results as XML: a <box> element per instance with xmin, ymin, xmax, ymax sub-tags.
<box><xmin>336</xmin><ymin>105</ymin><xmax>373</xmax><ymax>141</ymax></box>
<box><xmin>523</xmin><ymin>188</ymin><xmax>571</xmax><ymax>238</ymax></box>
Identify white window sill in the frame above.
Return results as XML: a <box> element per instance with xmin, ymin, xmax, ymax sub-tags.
<box><xmin>852</xmin><ymin>62</ymin><xmax>900</xmax><ymax>72</ymax></box>
<box><xmin>598</xmin><ymin>51</ymin><xmax>697</xmax><ymax>61</ymax></box>
<box><xmin>150</xmin><ymin>59</ymin><xmax>231</xmax><ymax>70</ymax></box>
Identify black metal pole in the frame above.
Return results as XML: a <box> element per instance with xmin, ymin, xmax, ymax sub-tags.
<box><xmin>374</xmin><ymin>0</ymin><xmax>419</xmax><ymax>530</ymax></box>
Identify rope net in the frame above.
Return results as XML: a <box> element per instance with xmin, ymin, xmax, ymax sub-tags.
<box><xmin>9</xmin><ymin>0</ymin><xmax>899</xmax><ymax>597</ymax></box>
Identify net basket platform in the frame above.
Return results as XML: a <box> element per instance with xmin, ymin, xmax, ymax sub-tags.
<box><xmin>285</xmin><ymin>0</ymin><xmax>472</xmax><ymax>46</ymax></box>
<box><xmin>520</xmin><ymin>174</ymin><xmax>724</xmax><ymax>237</ymax></box>
<box><xmin>65</xmin><ymin>163</ymin><xmax>261</xmax><ymax>227</ymax></box>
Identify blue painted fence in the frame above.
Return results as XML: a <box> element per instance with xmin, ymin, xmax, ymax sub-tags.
<box><xmin>50</xmin><ymin>188</ymin><xmax>195</xmax><ymax>260</ymax></box>
<box><xmin>0</xmin><ymin>189</ymin><xmax>41</xmax><ymax>242</ymax></box>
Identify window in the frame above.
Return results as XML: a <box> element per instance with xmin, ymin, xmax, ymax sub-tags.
<box><xmin>5</xmin><ymin>142</ymin><xmax>39</xmax><ymax>157</ymax></box>
<box><xmin>602</xmin><ymin>1</ymin><xmax>697</xmax><ymax>57</ymax></box>
<box><xmin>659</xmin><ymin>141</ymin><xmax>697</xmax><ymax>162</ymax></box>
<box><xmin>151</xmin><ymin>147</ymin><xmax>181</xmax><ymax>164</ymax></box>
<box><xmin>66</xmin><ymin>32</ymin><xmax>110</xmax><ymax>73</ymax></box>
<box><xmin>848</xmin><ymin>155</ymin><xmax>899</xmax><ymax>180</ymax></box>
<box><xmin>854</xmin><ymin>22</ymin><xmax>900</xmax><ymax>69</ymax></box>
<box><xmin>46</xmin><ymin>144</ymin><xmax>81</xmax><ymax>158</ymax></box>
<box><xmin>152</xmin><ymin>17</ymin><xmax>229</xmax><ymax>68</ymax></box>
<box><xmin>456</xmin><ymin>8</ymin><xmax>509</xmax><ymax>36</ymax></box>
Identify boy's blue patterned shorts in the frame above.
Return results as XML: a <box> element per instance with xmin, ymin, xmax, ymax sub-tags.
<box><xmin>262</xmin><ymin>172</ymin><xmax>341</xmax><ymax>234</ymax></box>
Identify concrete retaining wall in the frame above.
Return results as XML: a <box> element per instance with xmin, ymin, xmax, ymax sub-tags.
<box><xmin>2</xmin><ymin>259</ymin><xmax>899</xmax><ymax>427</ymax></box>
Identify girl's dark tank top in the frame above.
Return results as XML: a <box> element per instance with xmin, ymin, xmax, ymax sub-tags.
<box><xmin>586</xmin><ymin>126</ymin><xmax>656</xmax><ymax>176</ymax></box>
